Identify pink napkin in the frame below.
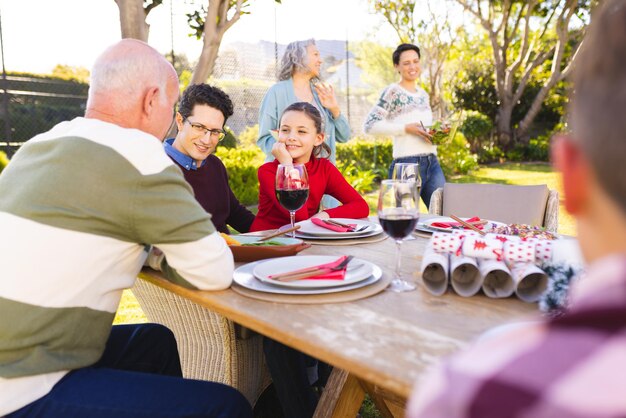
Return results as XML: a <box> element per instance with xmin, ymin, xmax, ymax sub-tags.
<box><xmin>311</xmin><ymin>217</ymin><xmax>356</xmax><ymax>233</ymax></box>
<box><xmin>268</xmin><ymin>255</ymin><xmax>348</xmax><ymax>280</ymax></box>
<box><xmin>430</xmin><ymin>216</ymin><xmax>484</xmax><ymax>230</ymax></box>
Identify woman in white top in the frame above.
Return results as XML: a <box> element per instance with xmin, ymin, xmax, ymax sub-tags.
<box><xmin>364</xmin><ymin>43</ymin><xmax>445</xmax><ymax>208</ymax></box>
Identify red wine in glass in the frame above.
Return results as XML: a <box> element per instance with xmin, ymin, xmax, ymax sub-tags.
<box><xmin>275</xmin><ymin>164</ymin><xmax>309</xmax><ymax>237</ymax></box>
<box><xmin>276</xmin><ymin>188</ymin><xmax>309</xmax><ymax>211</ymax></box>
<box><xmin>378</xmin><ymin>179</ymin><xmax>420</xmax><ymax>292</ymax></box>
<box><xmin>379</xmin><ymin>215</ymin><xmax>419</xmax><ymax>239</ymax></box>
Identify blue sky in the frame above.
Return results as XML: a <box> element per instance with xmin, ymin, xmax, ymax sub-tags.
<box><xmin>0</xmin><ymin>0</ymin><xmax>396</xmax><ymax>74</ymax></box>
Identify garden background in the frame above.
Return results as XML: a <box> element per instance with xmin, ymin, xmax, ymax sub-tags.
<box><xmin>1</xmin><ymin>2</ymin><xmax>597</xmax><ymax>416</ymax></box>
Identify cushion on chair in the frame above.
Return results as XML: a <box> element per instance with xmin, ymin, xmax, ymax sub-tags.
<box><xmin>441</xmin><ymin>183</ymin><xmax>550</xmax><ymax>226</ymax></box>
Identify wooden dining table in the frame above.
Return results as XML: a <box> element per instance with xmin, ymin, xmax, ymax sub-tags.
<box><xmin>139</xmin><ymin>230</ymin><xmax>540</xmax><ymax>417</ymax></box>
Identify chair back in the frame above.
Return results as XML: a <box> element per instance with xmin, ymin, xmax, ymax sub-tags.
<box><xmin>429</xmin><ymin>183</ymin><xmax>559</xmax><ymax>231</ymax></box>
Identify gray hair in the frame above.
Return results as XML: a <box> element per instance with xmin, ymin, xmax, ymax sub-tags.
<box><xmin>569</xmin><ymin>0</ymin><xmax>626</xmax><ymax>213</ymax></box>
<box><xmin>88</xmin><ymin>39</ymin><xmax>171</xmax><ymax>109</ymax></box>
<box><xmin>278</xmin><ymin>39</ymin><xmax>317</xmax><ymax>81</ymax></box>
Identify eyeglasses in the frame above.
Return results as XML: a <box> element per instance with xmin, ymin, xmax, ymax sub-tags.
<box><xmin>183</xmin><ymin>117</ymin><xmax>226</xmax><ymax>141</ymax></box>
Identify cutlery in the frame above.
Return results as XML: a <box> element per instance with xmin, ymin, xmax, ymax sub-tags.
<box><xmin>271</xmin><ymin>255</ymin><xmax>355</xmax><ymax>282</ymax></box>
<box><xmin>258</xmin><ymin>225</ymin><xmax>301</xmax><ymax>241</ymax></box>
<box><xmin>323</xmin><ymin>219</ymin><xmax>369</xmax><ymax>232</ymax></box>
<box><xmin>450</xmin><ymin>215</ymin><xmax>486</xmax><ymax>236</ymax></box>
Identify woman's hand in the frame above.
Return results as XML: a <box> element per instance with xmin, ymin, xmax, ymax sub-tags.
<box><xmin>314</xmin><ymin>82</ymin><xmax>341</xmax><ymax>118</ymax></box>
<box><xmin>405</xmin><ymin>123</ymin><xmax>433</xmax><ymax>144</ymax></box>
<box><xmin>271</xmin><ymin>142</ymin><xmax>293</xmax><ymax>165</ymax></box>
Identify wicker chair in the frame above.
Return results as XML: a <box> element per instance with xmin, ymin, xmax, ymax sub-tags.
<box><xmin>428</xmin><ymin>183</ymin><xmax>559</xmax><ymax>232</ymax></box>
<box><xmin>132</xmin><ymin>277</ymin><xmax>270</xmax><ymax>406</ymax></box>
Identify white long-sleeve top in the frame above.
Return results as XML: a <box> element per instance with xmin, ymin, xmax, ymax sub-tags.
<box><xmin>364</xmin><ymin>83</ymin><xmax>437</xmax><ymax>159</ymax></box>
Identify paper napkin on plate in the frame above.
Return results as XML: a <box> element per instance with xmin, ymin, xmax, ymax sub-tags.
<box><xmin>311</xmin><ymin>218</ymin><xmax>356</xmax><ymax>233</ymax></box>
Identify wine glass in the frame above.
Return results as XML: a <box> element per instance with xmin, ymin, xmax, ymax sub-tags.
<box><xmin>391</xmin><ymin>162</ymin><xmax>422</xmax><ymax>197</ymax></box>
<box><xmin>275</xmin><ymin>164</ymin><xmax>309</xmax><ymax>237</ymax></box>
<box><xmin>378</xmin><ymin>179</ymin><xmax>420</xmax><ymax>292</ymax></box>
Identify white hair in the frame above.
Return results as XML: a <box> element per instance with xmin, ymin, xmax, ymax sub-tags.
<box><xmin>278</xmin><ymin>39</ymin><xmax>317</xmax><ymax>81</ymax></box>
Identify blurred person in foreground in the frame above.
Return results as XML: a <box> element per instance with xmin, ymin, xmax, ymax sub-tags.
<box><xmin>0</xmin><ymin>39</ymin><xmax>251</xmax><ymax>418</ymax></box>
<box><xmin>407</xmin><ymin>1</ymin><xmax>626</xmax><ymax>417</ymax></box>
<box><xmin>165</xmin><ymin>83</ymin><xmax>255</xmax><ymax>234</ymax></box>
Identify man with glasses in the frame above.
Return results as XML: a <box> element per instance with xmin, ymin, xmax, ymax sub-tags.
<box><xmin>165</xmin><ymin>84</ymin><xmax>255</xmax><ymax>234</ymax></box>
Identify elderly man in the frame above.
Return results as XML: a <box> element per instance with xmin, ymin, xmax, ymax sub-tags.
<box><xmin>0</xmin><ymin>40</ymin><xmax>251</xmax><ymax>417</ymax></box>
<box><xmin>165</xmin><ymin>83</ymin><xmax>255</xmax><ymax>233</ymax></box>
<box><xmin>407</xmin><ymin>1</ymin><xmax>626</xmax><ymax>417</ymax></box>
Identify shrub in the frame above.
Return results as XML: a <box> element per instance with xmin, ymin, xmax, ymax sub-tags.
<box><xmin>476</xmin><ymin>143</ymin><xmax>505</xmax><ymax>164</ymax></box>
<box><xmin>526</xmin><ymin>134</ymin><xmax>551</xmax><ymax>162</ymax></box>
<box><xmin>460</xmin><ymin>110</ymin><xmax>493</xmax><ymax>152</ymax></box>
<box><xmin>504</xmin><ymin>135</ymin><xmax>550</xmax><ymax>162</ymax></box>
<box><xmin>238</xmin><ymin>124</ymin><xmax>260</xmax><ymax>148</ymax></box>
<box><xmin>338</xmin><ymin>164</ymin><xmax>378</xmax><ymax>194</ymax></box>
<box><xmin>215</xmin><ymin>147</ymin><xmax>265</xmax><ymax>206</ymax></box>
<box><xmin>437</xmin><ymin>131</ymin><xmax>479</xmax><ymax>176</ymax></box>
<box><xmin>219</xmin><ymin>126</ymin><xmax>238</xmax><ymax>149</ymax></box>
<box><xmin>0</xmin><ymin>151</ymin><xmax>8</xmax><ymax>174</ymax></box>
<box><xmin>336</xmin><ymin>136</ymin><xmax>393</xmax><ymax>181</ymax></box>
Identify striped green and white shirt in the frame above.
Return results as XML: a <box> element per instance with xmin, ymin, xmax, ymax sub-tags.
<box><xmin>0</xmin><ymin>117</ymin><xmax>234</xmax><ymax>415</ymax></box>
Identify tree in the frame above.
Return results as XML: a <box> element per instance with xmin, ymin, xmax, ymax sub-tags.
<box><xmin>371</xmin><ymin>0</ymin><xmax>417</xmax><ymax>43</ymax></box>
<box><xmin>369</xmin><ymin>0</ymin><xmax>459</xmax><ymax>119</ymax></box>
<box><xmin>186</xmin><ymin>0</ymin><xmax>282</xmax><ymax>85</ymax></box>
<box><xmin>352</xmin><ymin>41</ymin><xmax>396</xmax><ymax>93</ymax></box>
<box><xmin>114</xmin><ymin>0</ymin><xmax>162</xmax><ymax>41</ymax></box>
<box><xmin>114</xmin><ymin>1</ymin><xmax>282</xmax><ymax>85</ymax></box>
<box><xmin>455</xmin><ymin>0</ymin><xmax>595</xmax><ymax>147</ymax></box>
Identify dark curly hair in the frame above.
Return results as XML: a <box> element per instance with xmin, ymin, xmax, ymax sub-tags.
<box><xmin>178</xmin><ymin>83</ymin><xmax>233</xmax><ymax>125</ymax></box>
<box><xmin>392</xmin><ymin>43</ymin><xmax>421</xmax><ymax>65</ymax></box>
<box><xmin>281</xmin><ymin>102</ymin><xmax>331</xmax><ymax>159</ymax></box>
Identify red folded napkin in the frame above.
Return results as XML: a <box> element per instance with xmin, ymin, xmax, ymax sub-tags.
<box><xmin>430</xmin><ymin>216</ymin><xmax>484</xmax><ymax>230</ymax></box>
<box><xmin>268</xmin><ymin>255</ymin><xmax>348</xmax><ymax>280</ymax></box>
<box><xmin>311</xmin><ymin>217</ymin><xmax>356</xmax><ymax>233</ymax></box>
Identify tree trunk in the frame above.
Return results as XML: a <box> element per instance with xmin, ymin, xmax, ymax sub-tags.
<box><xmin>114</xmin><ymin>0</ymin><xmax>149</xmax><ymax>41</ymax></box>
<box><xmin>495</xmin><ymin>104</ymin><xmax>514</xmax><ymax>149</ymax></box>
<box><xmin>515</xmin><ymin>77</ymin><xmax>559</xmax><ymax>141</ymax></box>
<box><xmin>190</xmin><ymin>35</ymin><xmax>222</xmax><ymax>85</ymax></box>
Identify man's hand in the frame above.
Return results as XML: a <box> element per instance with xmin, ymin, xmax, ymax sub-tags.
<box><xmin>145</xmin><ymin>247</ymin><xmax>164</xmax><ymax>271</ymax></box>
<box><xmin>405</xmin><ymin>123</ymin><xmax>433</xmax><ymax>144</ymax></box>
<box><xmin>314</xmin><ymin>82</ymin><xmax>340</xmax><ymax>118</ymax></box>
<box><xmin>272</xmin><ymin>142</ymin><xmax>293</xmax><ymax>165</ymax></box>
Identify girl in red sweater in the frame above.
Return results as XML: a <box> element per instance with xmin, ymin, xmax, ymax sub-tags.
<box><xmin>250</xmin><ymin>102</ymin><xmax>369</xmax><ymax>231</ymax></box>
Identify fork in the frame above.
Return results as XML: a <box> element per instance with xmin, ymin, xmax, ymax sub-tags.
<box><xmin>324</xmin><ymin>219</ymin><xmax>369</xmax><ymax>232</ymax></box>
<box><xmin>272</xmin><ymin>255</ymin><xmax>355</xmax><ymax>282</ymax></box>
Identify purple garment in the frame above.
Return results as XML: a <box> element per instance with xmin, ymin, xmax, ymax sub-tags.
<box><xmin>168</xmin><ymin>153</ymin><xmax>255</xmax><ymax>234</ymax></box>
<box><xmin>408</xmin><ymin>255</ymin><xmax>626</xmax><ymax>418</ymax></box>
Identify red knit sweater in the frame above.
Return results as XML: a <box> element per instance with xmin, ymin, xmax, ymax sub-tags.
<box><xmin>250</xmin><ymin>157</ymin><xmax>370</xmax><ymax>231</ymax></box>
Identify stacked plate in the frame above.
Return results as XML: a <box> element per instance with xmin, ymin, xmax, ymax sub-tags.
<box><xmin>285</xmin><ymin>218</ymin><xmax>384</xmax><ymax>241</ymax></box>
<box><xmin>233</xmin><ymin>255</ymin><xmax>383</xmax><ymax>295</ymax></box>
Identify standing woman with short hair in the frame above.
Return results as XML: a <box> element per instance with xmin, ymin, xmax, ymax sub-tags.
<box><xmin>364</xmin><ymin>43</ymin><xmax>446</xmax><ymax>209</ymax></box>
<box><xmin>257</xmin><ymin>39</ymin><xmax>351</xmax><ymax>208</ymax></box>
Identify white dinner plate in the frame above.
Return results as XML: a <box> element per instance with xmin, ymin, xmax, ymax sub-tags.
<box><xmin>234</xmin><ymin>260</ymin><xmax>383</xmax><ymax>295</ymax></box>
<box><xmin>253</xmin><ymin>255</ymin><xmax>374</xmax><ymax>288</ymax></box>
<box><xmin>286</xmin><ymin>218</ymin><xmax>383</xmax><ymax>239</ymax></box>
<box><xmin>416</xmin><ymin>217</ymin><xmax>505</xmax><ymax>233</ymax></box>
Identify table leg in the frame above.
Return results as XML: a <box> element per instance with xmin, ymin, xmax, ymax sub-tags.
<box><xmin>358</xmin><ymin>380</ymin><xmax>406</xmax><ymax>418</ymax></box>
<box><xmin>313</xmin><ymin>369</ymin><xmax>365</xmax><ymax>418</ymax></box>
